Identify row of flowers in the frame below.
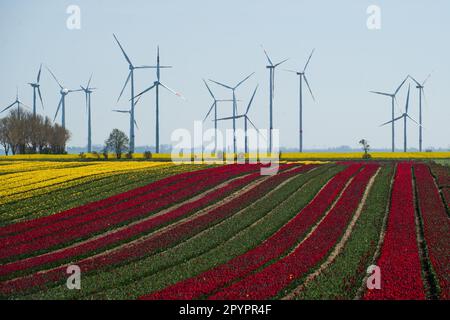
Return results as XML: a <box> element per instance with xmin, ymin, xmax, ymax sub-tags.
<box><xmin>364</xmin><ymin>163</ymin><xmax>426</xmax><ymax>300</ymax></box>
<box><xmin>0</xmin><ymin>164</ymin><xmax>240</xmax><ymax>246</ymax></box>
<box><xmin>203</xmin><ymin>164</ymin><xmax>378</xmax><ymax>300</ymax></box>
<box><xmin>0</xmin><ymin>164</ymin><xmax>218</xmax><ymax>237</ymax></box>
<box><xmin>414</xmin><ymin>163</ymin><xmax>449</xmax><ymax>299</ymax></box>
<box><xmin>0</xmin><ymin>164</ymin><xmax>302</xmax><ymax>294</ymax></box>
<box><xmin>141</xmin><ymin>163</ymin><xmax>362</xmax><ymax>299</ymax></box>
<box><xmin>0</xmin><ymin>162</ymin><xmax>171</xmax><ymax>206</ymax></box>
<box><xmin>0</xmin><ymin>165</ymin><xmax>192</xmax><ymax>226</ymax></box>
<box><xmin>0</xmin><ymin>165</ymin><xmax>261</xmax><ymax>262</ymax></box>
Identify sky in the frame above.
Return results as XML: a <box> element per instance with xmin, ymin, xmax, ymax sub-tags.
<box><xmin>1</xmin><ymin>0</ymin><xmax>449</xmax><ymax>150</ymax></box>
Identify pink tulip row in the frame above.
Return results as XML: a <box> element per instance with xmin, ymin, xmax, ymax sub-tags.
<box><xmin>203</xmin><ymin>164</ymin><xmax>379</xmax><ymax>300</ymax></box>
<box><xmin>364</xmin><ymin>163</ymin><xmax>426</xmax><ymax>300</ymax></box>
<box><xmin>0</xmin><ymin>164</ymin><xmax>303</xmax><ymax>294</ymax></box>
<box><xmin>414</xmin><ymin>163</ymin><xmax>449</xmax><ymax>299</ymax></box>
<box><xmin>0</xmin><ymin>164</ymin><xmax>263</xmax><ymax>262</ymax></box>
<box><xmin>0</xmin><ymin>165</ymin><xmax>234</xmax><ymax>238</ymax></box>
<box><xmin>140</xmin><ymin>163</ymin><xmax>362</xmax><ymax>300</ymax></box>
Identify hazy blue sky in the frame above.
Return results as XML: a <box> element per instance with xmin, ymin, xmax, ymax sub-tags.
<box><xmin>1</xmin><ymin>0</ymin><xmax>449</xmax><ymax>150</ymax></box>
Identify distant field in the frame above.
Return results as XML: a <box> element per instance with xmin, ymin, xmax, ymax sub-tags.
<box><xmin>0</xmin><ymin>159</ymin><xmax>448</xmax><ymax>300</ymax></box>
<box><xmin>1</xmin><ymin>151</ymin><xmax>449</xmax><ymax>162</ymax></box>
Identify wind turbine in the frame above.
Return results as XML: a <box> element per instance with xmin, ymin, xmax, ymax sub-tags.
<box><xmin>1</xmin><ymin>88</ymin><xmax>30</xmax><ymax>116</ymax></box>
<box><xmin>202</xmin><ymin>79</ymin><xmax>234</xmax><ymax>153</ymax></box>
<box><xmin>133</xmin><ymin>46</ymin><xmax>184</xmax><ymax>154</ymax></box>
<box><xmin>28</xmin><ymin>64</ymin><xmax>44</xmax><ymax>116</ymax></box>
<box><xmin>284</xmin><ymin>49</ymin><xmax>316</xmax><ymax>152</ymax></box>
<box><xmin>112</xmin><ymin>96</ymin><xmax>143</xmax><ymax>135</ymax></box>
<box><xmin>380</xmin><ymin>85</ymin><xmax>419</xmax><ymax>152</ymax></box>
<box><xmin>46</xmin><ymin>66</ymin><xmax>82</xmax><ymax>129</ymax></box>
<box><xmin>370</xmin><ymin>76</ymin><xmax>408</xmax><ymax>152</ymax></box>
<box><xmin>209</xmin><ymin>72</ymin><xmax>254</xmax><ymax>154</ymax></box>
<box><xmin>261</xmin><ymin>46</ymin><xmax>288</xmax><ymax>152</ymax></box>
<box><xmin>216</xmin><ymin>85</ymin><xmax>260</xmax><ymax>154</ymax></box>
<box><xmin>408</xmin><ymin>73</ymin><xmax>431</xmax><ymax>152</ymax></box>
<box><xmin>113</xmin><ymin>33</ymin><xmax>153</xmax><ymax>153</ymax></box>
<box><xmin>80</xmin><ymin>75</ymin><xmax>97</xmax><ymax>153</ymax></box>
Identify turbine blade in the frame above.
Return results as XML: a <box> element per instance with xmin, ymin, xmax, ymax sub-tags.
<box><xmin>112</xmin><ymin>109</ymin><xmax>129</xmax><ymax>113</ymax></box>
<box><xmin>68</xmin><ymin>89</ymin><xmax>83</xmax><ymax>93</ymax></box>
<box><xmin>159</xmin><ymin>82</ymin><xmax>185</xmax><ymax>100</ymax></box>
<box><xmin>303</xmin><ymin>74</ymin><xmax>315</xmax><ymax>101</ymax></box>
<box><xmin>203</xmin><ymin>79</ymin><xmax>216</xmax><ymax>100</ymax></box>
<box><xmin>235</xmin><ymin>72</ymin><xmax>254</xmax><ymax>89</ymax></box>
<box><xmin>133</xmin><ymin>82</ymin><xmax>157</xmax><ymax>100</ymax></box>
<box><xmin>405</xmin><ymin>84</ymin><xmax>411</xmax><ymax>114</ymax></box>
<box><xmin>303</xmin><ymin>49</ymin><xmax>315</xmax><ymax>72</ymax></box>
<box><xmin>422</xmin><ymin>72</ymin><xmax>432</xmax><ymax>86</ymax></box>
<box><xmin>54</xmin><ymin>97</ymin><xmax>63</xmax><ymax>122</ymax></box>
<box><xmin>19</xmin><ymin>101</ymin><xmax>31</xmax><ymax>110</ymax></box>
<box><xmin>113</xmin><ymin>34</ymin><xmax>133</xmax><ymax>66</ymax></box>
<box><xmin>117</xmin><ymin>71</ymin><xmax>132</xmax><ymax>102</ymax></box>
<box><xmin>203</xmin><ymin>102</ymin><xmax>215</xmax><ymax>122</ymax></box>
<box><xmin>87</xmin><ymin>74</ymin><xmax>93</xmax><ymax>88</ymax></box>
<box><xmin>260</xmin><ymin>45</ymin><xmax>273</xmax><ymax>65</ymax></box>
<box><xmin>282</xmin><ymin>69</ymin><xmax>299</xmax><ymax>74</ymax></box>
<box><xmin>37</xmin><ymin>63</ymin><xmax>42</xmax><ymax>83</ymax></box>
<box><xmin>1</xmin><ymin>101</ymin><xmax>16</xmax><ymax>113</ymax></box>
<box><xmin>394</xmin><ymin>76</ymin><xmax>408</xmax><ymax>95</ymax></box>
<box><xmin>45</xmin><ymin>66</ymin><xmax>63</xmax><ymax>89</ymax></box>
<box><xmin>134</xmin><ymin>119</ymin><xmax>140</xmax><ymax>131</ymax></box>
<box><xmin>37</xmin><ymin>87</ymin><xmax>44</xmax><ymax>109</ymax></box>
<box><xmin>406</xmin><ymin>114</ymin><xmax>422</xmax><ymax>127</ymax></box>
<box><xmin>370</xmin><ymin>91</ymin><xmax>392</xmax><ymax>97</ymax></box>
<box><xmin>245</xmin><ymin>85</ymin><xmax>259</xmax><ymax>115</ymax></box>
<box><xmin>274</xmin><ymin>58</ymin><xmax>289</xmax><ymax>67</ymax></box>
<box><xmin>380</xmin><ymin>115</ymin><xmax>403</xmax><ymax>127</ymax></box>
<box><xmin>408</xmin><ymin>75</ymin><xmax>421</xmax><ymax>86</ymax></box>
<box><xmin>217</xmin><ymin>115</ymin><xmax>242</xmax><ymax>121</ymax></box>
<box><xmin>209</xmin><ymin>79</ymin><xmax>233</xmax><ymax>90</ymax></box>
<box><xmin>247</xmin><ymin>117</ymin><xmax>266</xmax><ymax>141</ymax></box>
<box><xmin>134</xmin><ymin>65</ymin><xmax>158</xmax><ymax>69</ymax></box>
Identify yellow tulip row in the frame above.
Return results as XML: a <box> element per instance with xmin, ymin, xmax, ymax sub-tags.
<box><xmin>0</xmin><ymin>162</ymin><xmax>171</xmax><ymax>205</ymax></box>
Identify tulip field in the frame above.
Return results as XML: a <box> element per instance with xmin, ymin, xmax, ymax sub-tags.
<box><xmin>0</xmin><ymin>159</ymin><xmax>448</xmax><ymax>300</ymax></box>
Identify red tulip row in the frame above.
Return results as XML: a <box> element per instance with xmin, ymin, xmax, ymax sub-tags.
<box><xmin>0</xmin><ymin>166</ymin><xmax>259</xmax><ymax>259</ymax></box>
<box><xmin>414</xmin><ymin>163</ymin><xmax>450</xmax><ymax>299</ymax></box>
<box><xmin>443</xmin><ymin>188</ymin><xmax>450</xmax><ymax>209</ymax></box>
<box><xmin>140</xmin><ymin>163</ymin><xmax>362</xmax><ymax>300</ymax></box>
<box><xmin>0</xmin><ymin>164</ymin><xmax>304</xmax><ymax>294</ymax></box>
<box><xmin>203</xmin><ymin>164</ymin><xmax>379</xmax><ymax>300</ymax></box>
<box><xmin>0</xmin><ymin>164</ymin><xmax>263</xmax><ymax>262</ymax></box>
<box><xmin>430</xmin><ymin>163</ymin><xmax>450</xmax><ymax>187</ymax></box>
<box><xmin>364</xmin><ymin>163</ymin><xmax>426</xmax><ymax>300</ymax></box>
<box><xmin>0</xmin><ymin>165</ymin><xmax>233</xmax><ymax>238</ymax></box>
<box><xmin>0</xmin><ymin>166</ymin><xmax>272</xmax><ymax>278</ymax></box>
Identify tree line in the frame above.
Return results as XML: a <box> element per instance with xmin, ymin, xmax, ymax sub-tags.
<box><xmin>0</xmin><ymin>109</ymin><xmax>70</xmax><ymax>155</ymax></box>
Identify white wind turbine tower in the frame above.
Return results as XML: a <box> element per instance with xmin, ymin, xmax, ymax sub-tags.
<box><xmin>380</xmin><ymin>85</ymin><xmax>420</xmax><ymax>152</ymax></box>
<box><xmin>202</xmin><ymin>79</ymin><xmax>234</xmax><ymax>153</ymax></box>
<box><xmin>133</xmin><ymin>46</ymin><xmax>185</xmax><ymax>154</ymax></box>
<box><xmin>284</xmin><ymin>49</ymin><xmax>316</xmax><ymax>152</ymax></box>
<box><xmin>370</xmin><ymin>76</ymin><xmax>408</xmax><ymax>152</ymax></box>
<box><xmin>28</xmin><ymin>64</ymin><xmax>44</xmax><ymax>116</ymax></box>
<box><xmin>80</xmin><ymin>75</ymin><xmax>97</xmax><ymax>153</ymax></box>
<box><xmin>408</xmin><ymin>73</ymin><xmax>432</xmax><ymax>152</ymax></box>
<box><xmin>113</xmin><ymin>33</ymin><xmax>154</xmax><ymax>153</ymax></box>
<box><xmin>209</xmin><ymin>73</ymin><xmax>254</xmax><ymax>154</ymax></box>
<box><xmin>261</xmin><ymin>46</ymin><xmax>288</xmax><ymax>153</ymax></box>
